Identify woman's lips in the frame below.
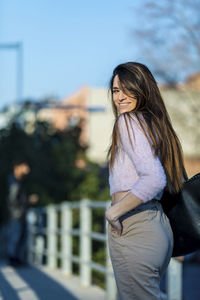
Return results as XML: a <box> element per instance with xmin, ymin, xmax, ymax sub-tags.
<box><xmin>119</xmin><ymin>103</ymin><xmax>131</xmax><ymax>107</ymax></box>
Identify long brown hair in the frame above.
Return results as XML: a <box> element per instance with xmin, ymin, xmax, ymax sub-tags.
<box><xmin>107</xmin><ymin>62</ymin><xmax>187</xmax><ymax>194</ymax></box>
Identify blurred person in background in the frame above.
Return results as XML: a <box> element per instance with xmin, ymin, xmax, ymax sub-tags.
<box><xmin>6</xmin><ymin>159</ymin><xmax>38</xmax><ymax>267</ymax></box>
<box><xmin>105</xmin><ymin>62</ymin><xmax>187</xmax><ymax>299</ymax></box>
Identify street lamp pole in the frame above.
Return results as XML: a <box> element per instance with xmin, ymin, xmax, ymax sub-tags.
<box><xmin>0</xmin><ymin>42</ymin><xmax>23</xmax><ymax>102</ymax></box>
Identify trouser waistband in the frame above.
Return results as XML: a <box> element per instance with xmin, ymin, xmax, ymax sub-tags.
<box><xmin>119</xmin><ymin>199</ymin><xmax>161</xmax><ymax>222</ymax></box>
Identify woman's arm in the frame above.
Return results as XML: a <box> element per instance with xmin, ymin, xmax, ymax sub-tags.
<box><xmin>106</xmin><ymin>192</ymin><xmax>142</xmax><ymax>226</ymax></box>
<box><xmin>118</xmin><ymin>114</ymin><xmax>166</xmax><ymax>202</ymax></box>
<box><xmin>106</xmin><ymin>192</ymin><xmax>143</xmax><ymax>236</ymax></box>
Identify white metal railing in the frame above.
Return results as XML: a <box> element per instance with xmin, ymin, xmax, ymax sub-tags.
<box><xmin>27</xmin><ymin>199</ymin><xmax>183</xmax><ymax>300</ymax></box>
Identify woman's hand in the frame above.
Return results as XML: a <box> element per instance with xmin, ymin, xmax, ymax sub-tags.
<box><xmin>105</xmin><ymin>208</ymin><xmax>122</xmax><ymax>236</ymax></box>
<box><xmin>109</xmin><ymin>219</ymin><xmax>123</xmax><ymax>236</ymax></box>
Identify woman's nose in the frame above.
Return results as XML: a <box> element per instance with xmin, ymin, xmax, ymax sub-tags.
<box><xmin>118</xmin><ymin>91</ymin><xmax>126</xmax><ymax>101</ymax></box>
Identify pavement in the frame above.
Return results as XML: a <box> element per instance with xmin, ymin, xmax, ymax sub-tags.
<box><xmin>1</xmin><ymin>259</ymin><xmax>200</xmax><ymax>300</ymax></box>
<box><xmin>0</xmin><ymin>260</ymin><xmax>105</xmax><ymax>300</ymax></box>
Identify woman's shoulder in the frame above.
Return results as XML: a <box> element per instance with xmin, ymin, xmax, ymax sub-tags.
<box><xmin>117</xmin><ymin>112</ymin><xmax>145</xmax><ymax>132</ymax></box>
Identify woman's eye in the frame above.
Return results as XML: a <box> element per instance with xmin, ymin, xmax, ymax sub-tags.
<box><xmin>112</xmin><ymin>90</ymin><xmax>119</xmax><ymax>93</ymax></box>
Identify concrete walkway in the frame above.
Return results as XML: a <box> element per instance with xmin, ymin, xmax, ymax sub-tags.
<box><xmin>0</xmin><ymin>261</ymin><xmax>105</xmax><ymax>300</ymax></box>
<box><xmin>1</xmin><ymin>259</ymin><xmax>200</xmax><ymax>300</ymax></box>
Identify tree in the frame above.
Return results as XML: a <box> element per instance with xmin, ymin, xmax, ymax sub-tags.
<box><xmin>132</xmin><ymin>0</ymin><xmax>200</xmax><ymax>84</ymax></box>
<box><xmin>131</xmin><ymin>0</ymin><xmax>200</xmax><ymax>158</ymax></box>
<box><xmin>0</xmin><ymin>102</ymin><xmax>110</xmax><ymax>225</ymax></box>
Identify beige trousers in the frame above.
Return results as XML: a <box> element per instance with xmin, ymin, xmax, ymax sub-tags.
<box><xmin>108</xmin><ymin>199</ymin><xmax>173</xmax><ymax>300</ymax></box>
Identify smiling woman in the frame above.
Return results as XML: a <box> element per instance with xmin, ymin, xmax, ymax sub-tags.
<box><xmin>105</xmin><ymin>62</ymin><xmax>187</xmax><ymax>300</ymax></box>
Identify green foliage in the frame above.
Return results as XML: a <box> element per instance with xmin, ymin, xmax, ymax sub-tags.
<box><xmin>71</xmin><ymin>162</ymin><xmax>110</xmax><ymax>201</ymax></box>
<box><xmin>0</xmin><ymin>104</ymin><xmax>110</xmax><ymax>225</ymax></box>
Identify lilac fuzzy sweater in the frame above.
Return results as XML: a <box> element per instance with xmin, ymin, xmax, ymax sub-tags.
<box><xmin>109</xmin><ymin>114</ymin><xmax>167</xmax><ymax>202</ymax></box>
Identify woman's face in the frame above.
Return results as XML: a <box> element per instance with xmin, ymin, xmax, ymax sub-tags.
<box><xmin>112</xmin><ymin>75</ymin><xmax>137</xmax><ymax>114</ymax></box>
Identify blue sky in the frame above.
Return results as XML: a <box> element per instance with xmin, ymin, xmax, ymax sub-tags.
<box><xmin>0</xmin><ymin>0</ymin><xmax>144</xmax><ymax>108</ymax></box>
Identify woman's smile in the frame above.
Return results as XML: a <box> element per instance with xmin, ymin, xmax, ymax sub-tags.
<box><xmin>119</xmin><ymin>102</ymin><xmax>132</xmax><ymax>107</ymax></box>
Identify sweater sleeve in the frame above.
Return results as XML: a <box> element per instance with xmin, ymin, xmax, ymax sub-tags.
<box><xmin>118</xmin><ymin>114</ymin><xmax>166</xmax><ymax>202</ymax></box>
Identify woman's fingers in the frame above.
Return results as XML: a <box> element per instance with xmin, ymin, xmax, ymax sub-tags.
<box><xmin>105</xmin><ymin>210</ymin><xmax>123</xmax><ymax>235</ymax></box>
<box><xmin>109</xmin><ymin>220</ymin><xmax>122</xmax><ymax>235</ymax></box>
<box><xmin>111</xmin><ymin>227</ymin><xmax>122</xmax><ymax>236</ymax></box>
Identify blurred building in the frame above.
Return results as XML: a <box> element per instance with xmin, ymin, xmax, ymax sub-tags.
<box><xmin>186</xmin><ymin>72</ymin><xmax>200</xmax><ymax>91</ymax></box>
<box><xmin>37</xmin><ymin>87</ymin><xmax>113</xmax><ymax>164</ymax></box>
<box><xmin>159</xmin><ymin>88</ymin><xmax>200</xmax><ymax>177</ymax></box>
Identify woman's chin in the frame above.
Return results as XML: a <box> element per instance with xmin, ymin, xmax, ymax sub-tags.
<box><xmin>119</xmin><ymin>108</ymin><xmax>132</xmax><ymax>114</ymax></box>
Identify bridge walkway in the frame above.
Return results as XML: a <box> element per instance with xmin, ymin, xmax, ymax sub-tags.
<box><xmin>0</xmin><ymin>260</ymin><xmax>105</xmax><ymax>300</ymax></box>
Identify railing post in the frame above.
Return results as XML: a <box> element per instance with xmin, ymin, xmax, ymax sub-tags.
<box><xmin>167</xmin><ymin>258</ymin><xmax>182</xmax><ymax>300</ymax></box>
<box><xmin>35</xmin><ymin>235</ymin><xmax>44</xmax><ymax>265</ymax></box>
<box><xmin>105</xmin><ymin>201</ymin><xmax>117</xmax><ymax>300</ymax></box>
<box><xmin>61</xmin><ymin>202</ymin><xmax>72</xmax><ymax>276</ymax></box>
<box><xmin>27</xmin><ymin>209</ymin><xmax>37</xmax><ymax>264</ymax></box>
<box><xmin>80</xmin><ymin>199</ymin><xmax>91</xmax><ymax>287</ymax></box>
<box><xmin>46</xmin><ymin>205</ymin><xmax>57</xmax><ymax>268</ymax></box>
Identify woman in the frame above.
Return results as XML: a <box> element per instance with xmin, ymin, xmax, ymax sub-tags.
<box><xmin>105</xmin><ymin>62</ymin><xmax>187</xmax><ymax>300</ymax></box>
